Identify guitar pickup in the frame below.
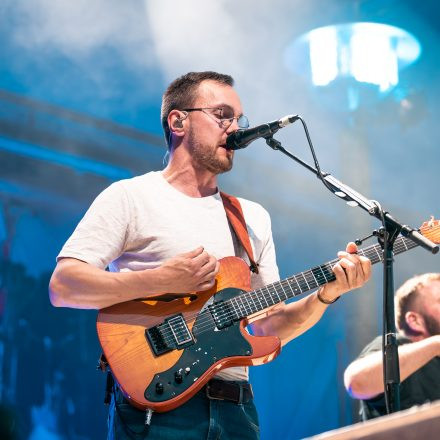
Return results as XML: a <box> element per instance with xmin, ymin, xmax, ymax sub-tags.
<box><xmin>146</xmin><ymin>314</ymin><xmax>194</xmax><ymax>356</ymax></box>
<box><xmin>208</xmin><ymin>301</ymin><xmax>234</xmax><ymax>330</ymax></box>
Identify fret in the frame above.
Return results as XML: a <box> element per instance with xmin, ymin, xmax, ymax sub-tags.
<box><xmin>293</xmin><ymin>275</ymin><xmax>304</xmax><ymax>293</ymax></box>
<box><xmin>407</xmin><ymin>238</ymin><xmax>417</xmax><ymax>251</ymax></box>
<box><xmin>361</xmin><ymin>247</ymin><xmax>371</xmax><ymax>259</ymax></box>
<box><xmin>261</xmin><ymin>288</ymin><xmax>270</xmax><ymax>308</ymax></box>
<box><xmin>241</xmin><ymin>294</ymin><xmax>250</xmax><ymax>315</ymax></box>
<box><xmin>284</xmin><ymin>280</ymin><xmax>293</xmax><ymax>298</ymax></box>
<box><xmin>308</xmin><ymin>269</ymin><xmax>319</xmax><ymax>288</ymax></box>
<box><xmin>368</xmin><ymin>248</ymin><xmax>379</xmax><ymax>262</ymax></box>
<box><xmin>285</xmin><ymin>278</ymin><xmax>299</xmax><ymax>296</ymax></box>
<box><xmin>243</xmin><ymin>294</ymin><xmax>253</xmax><ymax>314</ymax></box>
<box><xmin>231</xmin><ymin>298</ymin><xmax>241</xmax><ymax>319</ymax></box>
<box><xmin>249</xmin><ymin>293</ymin><xmax>259</xmax><ymax>314</ymax></box>
<box><xmin>237</xmin><ymin>297</ymin><xmax>245</xmax><ymax>318</ymax></box>
<box><xmin>373</xmin><ymin>246</ymin><xmax>382</xmax><ymax>262</ymax></box>
<box><xmin>221</xmin><ymin>302</ymin><xmax>232</xmax><ymax>321</ymax></box>
<box><xmin>318</xmin><ymin>265</ymin><xmax>329</xmax><ymax>283</ymax></box>
<box><xmin>301</xmin><ymin>272</ymin><xmax>310</xmax><ymax>290</ymax></box>
<box><xmin>292</xmin><ymin>276</ymin><xmax>303</xmax><ymax>294</ymax></box>
<box><xmin>269</xmin><ymin>286</ymin><xmax>278</xmax><ymax>305</ymax></box>
<box><xmin>393</xmin><ymin>240</ymin><xmax>403</xmax><ymax>255</ymax></box>
<box><xmin>407</xmin><ymin>239</ymin><xmax>416</xmax><ymax>251</ymax></box>
<box><xmin>312</xmin><ymin>267</ymin><xmax>325</xmax><ymax>286</ymax></box>
<box><xmin>229</xmin><ymin>229</ymin><xmax>430</xmax><ymax>319</ymax></box>
<box><xmin>283</xmin><ymin>280</ymin><xmax>293</xmax><ymax>298</ymax></box>
<box><xmin>279</xmin><ymin>286</ymin><xmax>286</xmax><ymax>302</ymax></box>
<box><xmin>278</xmin><ymin>281</ymin><xmax>288</xmax><ymax>301</ymax></box>
<box><xmin>254</xmin><ymin>290</ymin><xmax>264</xmax><ymax>311</ymax></box>
<box><xmin>323</xmin><ymin>263</ymin><xmax>336</xmax><ymax>283</ymax></box>
<box><xmin>396</xmin><ymin>237</ymin><xmax>406</xmax><ymax>253</ymax></box>
<box><xmin>264</xmin><ymin>286</ymin><xmax>274</xmax><ymax>306</ymax></box>
<box><xmin>303</xmin><ymin>271</ymin><xmax>316</xmax><ymax>290</ymax></box>
<box><xmin>237</xmin><ymin>297</ymin><xmax>246</xmax><ymax>317</ymax></box>
<box><xmin>241</xmin><ymin>294</ymin><xmax>251</xmax><ymax>315</ymax></box>
<box><xmin>402</xmin><ymin>238</ymin><xmax>409</xmax><ymax>251</ymax></box>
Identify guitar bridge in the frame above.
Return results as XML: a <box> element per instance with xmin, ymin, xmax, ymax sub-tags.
<box><xmin>146</xmin><ymin>314</ymin><xmax>194</xmax><ymax>356</ymax></box>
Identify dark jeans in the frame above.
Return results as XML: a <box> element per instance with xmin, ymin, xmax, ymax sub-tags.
<box><xmin>107</xmin><ymin>382</ymin><xmax>260</xmax><ymax>440</ymax></box>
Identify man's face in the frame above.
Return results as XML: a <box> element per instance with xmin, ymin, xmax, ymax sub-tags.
<box><xmin>185</xmin><ymin>80</ymin><xmax>244</xmax><ymax>174</ymax></box>
<box><xmin>419</xmin><ymin>280</ymin><xmax>440</xmax><ymax>336</ymax></box>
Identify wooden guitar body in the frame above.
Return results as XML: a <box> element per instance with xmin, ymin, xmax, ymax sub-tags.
<box><xmin>96</xmin><ymin>217</ymin><xmax>440</xmax><ymax>412</ymax></box>
<box><xmin>96</xmin><ymin>256</ymin><xmax>281</xmax><ymax>412</ymax></box>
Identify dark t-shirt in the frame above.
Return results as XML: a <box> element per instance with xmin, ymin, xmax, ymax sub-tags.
<box><xmin>357</xmin><ymin>334</ymin><xmax>440</xmax><ymax>420</ymax></box>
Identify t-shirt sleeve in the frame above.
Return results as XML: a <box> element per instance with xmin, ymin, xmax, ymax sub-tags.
<box><xmin>57</xmin><ymin>182</ymin><xmax>131</xmax><ymax>269</ymax></box>
<box><xmin>357</xmin><ymin>334</ymin><xmax>410</xmax><ymax>360</ymax></box>
<box><xmin>358</xmin><ymin>335</ymin><xmax>383</xmax><ymax>358</ymax></box>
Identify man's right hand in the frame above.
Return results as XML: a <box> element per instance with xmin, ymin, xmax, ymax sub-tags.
<box><xmin>50</xmin><ymin>248</ymin><xmax>220</xmax><ymax>309</ymax></box>
<box><xmin>152</xmin><ymin>246</ymin><xmax>220</xmax><ymax>295</ymax></box>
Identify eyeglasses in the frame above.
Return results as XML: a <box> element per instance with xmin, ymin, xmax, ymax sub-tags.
<box><xmin>182</xmin><ymin>106</ymin><xmax>249</xmax><ymax>129</ymax></box>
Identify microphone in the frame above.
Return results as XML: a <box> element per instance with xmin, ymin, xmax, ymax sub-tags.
<box><xmin>226</xmin><ymin>114</ymin><xmax>299</xmax><ymax>150</ymax></box>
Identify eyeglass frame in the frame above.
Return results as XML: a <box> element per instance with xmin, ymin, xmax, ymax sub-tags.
<box><xmin>181</xmin><ymin>107</ymin><xmax>249</xmax><ymax>129</ymax></box>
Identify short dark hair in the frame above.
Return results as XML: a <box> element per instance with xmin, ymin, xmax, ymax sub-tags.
<box><xmin>395</xmin><ymin>273</ymin><xmax>440</xmax><ymax>335</ymax></box>
<box><xmin>161</xmin><ymin>71</ymin><xmax>234</xmax><ymax>149</ymax></box>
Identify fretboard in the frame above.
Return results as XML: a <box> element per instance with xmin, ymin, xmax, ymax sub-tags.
<box><xmin>227</xmin><ymin>235</ymin><xmax>418</xmax><ymax>320</ymax></box>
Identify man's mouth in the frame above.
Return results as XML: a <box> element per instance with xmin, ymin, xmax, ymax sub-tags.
<box><xmin>219</xmin><ymin>144</ymin><xmax>232</xmax><ymax>151</ymax></box>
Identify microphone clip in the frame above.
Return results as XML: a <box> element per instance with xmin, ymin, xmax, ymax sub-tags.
<box><xmin>265</xmin><ymin>136</ymin><xmax>283</xmax><ymax>151</ymax></box>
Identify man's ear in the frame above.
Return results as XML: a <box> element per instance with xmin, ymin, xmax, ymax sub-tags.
<box><xmin>168</xmin><ymin>110</ymin><xmax>187</xmax><ymax>136</ymax></box>
<box><xmin>405</xmin><ymin>311</ymin><xmax>427</xmax><ymax>336</ymax></box>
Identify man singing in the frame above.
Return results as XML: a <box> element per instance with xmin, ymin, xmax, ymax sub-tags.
<box><xmin>50</xmin><ymin>71</ymin><xmax>371</xmax><ymax>439</ymax></box>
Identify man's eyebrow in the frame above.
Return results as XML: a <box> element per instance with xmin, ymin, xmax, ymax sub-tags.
<box><xmin>212</xmin><ymin>103</ymin><xmax>243</xmax><ymax>116</ymax></box>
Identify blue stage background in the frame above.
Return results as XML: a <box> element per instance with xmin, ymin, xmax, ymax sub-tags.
<box><xmin>1</xmin><ymin>1</ymin><xmax>439</xmax><ymax>439</ymax></box>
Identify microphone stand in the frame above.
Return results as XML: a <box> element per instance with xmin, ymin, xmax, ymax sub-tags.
<box><xmin>264</xmin><ymin>119</ymin><xmax>438</xmax><ymax>414</ymax></box>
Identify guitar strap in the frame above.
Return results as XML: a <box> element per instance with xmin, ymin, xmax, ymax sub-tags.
<box><xmin>99</xmin><ymin>191</ymin><xmax>259</xmax><ymax>408</ymax></box>
<box><xmin>220</xmin><ymin>191</ymin><xmax>259</xmax><ymax>274</ymax></box>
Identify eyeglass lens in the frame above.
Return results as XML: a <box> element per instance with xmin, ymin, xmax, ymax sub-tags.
<box><xmin>219</xmin><ymin>106</ymin><xmax>249</xmax><ymax>128</ymax></box>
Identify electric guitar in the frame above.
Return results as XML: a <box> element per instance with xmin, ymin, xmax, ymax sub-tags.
<box><xmin>96</xmin><ymin>218</ymin><xmax>440</xmax><ymax>412</ymax></box>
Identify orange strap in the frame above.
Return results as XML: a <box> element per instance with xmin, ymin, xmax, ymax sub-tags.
<box><xmin>220</xmin><ymin>191</ymin><xmax>259</xmax><ymax>274</ymax></box>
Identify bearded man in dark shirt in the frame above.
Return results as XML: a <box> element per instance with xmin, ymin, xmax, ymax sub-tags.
<box><xmin>344</xmin><ymin>273</ymin><xmax>440</xmax><ymax>420</ymax></box>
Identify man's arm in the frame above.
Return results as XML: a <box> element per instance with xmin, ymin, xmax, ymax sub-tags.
<box><xmin>49</xmin><ymin>246</ymin><xmax>219</xmax><ymax>309</ymax></box>
<box><xmin>344</xmin><ymin>335</ymin><xmax>440</xmax><ymax>399</ymax></box>
<box><xmin>251</xmin><ymin>242</ymin><xmax>371</xmax><ymax>345</ymax></box>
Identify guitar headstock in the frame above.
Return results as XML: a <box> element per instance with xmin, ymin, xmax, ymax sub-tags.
<box><xmin>419</xmin><ymin>216</ymin><xmax>440</xmax><ymax>244</ymax></box>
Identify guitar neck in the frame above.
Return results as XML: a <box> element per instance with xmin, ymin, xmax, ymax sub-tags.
<box><xmin>227</xmin><ymin>235</ymin><xmax>418</xmax><ymax>320</ymax></box>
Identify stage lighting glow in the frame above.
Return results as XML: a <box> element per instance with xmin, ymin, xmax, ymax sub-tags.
<box><xmin>286</xmin><ymin>22</ymin><xmax>421</xmax><ymax>93</ymax></box>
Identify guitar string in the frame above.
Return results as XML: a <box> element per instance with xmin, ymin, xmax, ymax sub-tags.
<box><xmin>149</xmin><ymin>257</ymin><xmax>346</xmax><ymax>344</ymax></box>
<box><xmin>150</xmin><ymin>239</ymin><xmax>413</xmax><ymax>345</ymax></box>
<box><xmin>154</xmin><ymin>248</ymin><xmax>402</xmax><ymax>343</ymax></box>
<box><xmin>146</xmin><ymin>239</ymin><xmax>414</xmax><ymax>344</ymax></box>
<box><xmin>151</xmin><ymin>239</ymin><xmax>414</xmax><ymax>345</ymax></box>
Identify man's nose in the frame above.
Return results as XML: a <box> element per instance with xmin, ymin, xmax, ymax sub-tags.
<box><xmin>226</xmin><ymin>118</ymin><xmax>240</xmax><ymax>134</ymax></box>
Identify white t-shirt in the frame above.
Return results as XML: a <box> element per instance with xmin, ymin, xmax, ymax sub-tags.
<box><xmin>59</xmin><ymin>171</ymin><xmax>280</xmax><ymax>380</ymax></box>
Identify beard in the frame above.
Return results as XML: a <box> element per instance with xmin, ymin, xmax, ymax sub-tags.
<box><xmin>188</xmin><ymin>127</ymin><xmax>233</xmax><ymax>174</ymax></box>
<box><xmin>422</xmin><ymin>312</ymin><xmax>440</xmax><ymax>336</ymax></box>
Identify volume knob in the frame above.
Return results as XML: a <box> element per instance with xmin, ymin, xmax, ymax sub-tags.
<box><xmin>155</xmin><ymin>382</ymin><xmax>164</xmax><ymax>394</ymax></box>
<box><xmin>174</xmin><ymin>372</ymin><xmax>183</xmax><ymax>384</ymax></box>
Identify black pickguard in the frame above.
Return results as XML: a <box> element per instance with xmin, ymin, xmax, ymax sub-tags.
<box><xmin>144</xmin><ymin>287</ymin><xmax>252</xmax><ymax>402</ymax></box>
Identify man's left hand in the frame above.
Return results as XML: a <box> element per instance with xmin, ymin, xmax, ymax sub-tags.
<box><xmin>318</xmin><ymin>242</ymin><xmax>371</xmax><ymax>303</ymax></box>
